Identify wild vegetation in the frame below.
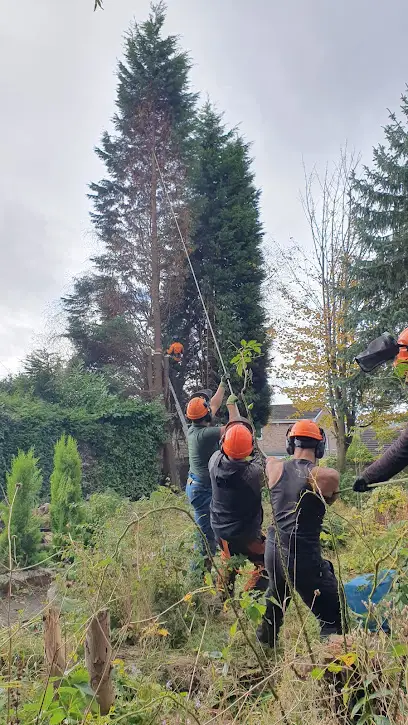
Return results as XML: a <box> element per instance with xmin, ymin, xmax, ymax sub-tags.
<box><xmin>2</xmin><ymin>3</ymin><xmax>408</xmax><ymax>724</ymax></box>
<box><xmin>2</xmin><ymin>469</ymin><xmax>408</xmax><ymax>724</ymax></box>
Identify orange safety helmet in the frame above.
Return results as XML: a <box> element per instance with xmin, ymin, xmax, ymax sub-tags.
<box><xmin>221</xmin><ymin>420</ymin><xmax>254</xmax><ymax>460</ymax></box>
<box><xmin>286</xmin><ymin>419</ymin><xmax>326</xmax><ymax>459</ymax></box>
<box><xmin>167</xmin><ymin>341</ymin><xmax>184</xmax><ymax>355</ymax></box>
<box><xmin>395</xmin><ymin>328</ymin><xmax>408</xmax><ymax>364</ymax></box>
<box><xmin>289</xmin><ymin>420</ymin><xmax>323</xmax><ymax>440</ymax></box>
<box><xmin>186</xmin><ymin>395</ymin><xmax>211</xmax><ymax>421</ymax></box>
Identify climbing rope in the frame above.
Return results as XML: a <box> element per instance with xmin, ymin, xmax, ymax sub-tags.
<box><xmin>154</xmin><ymin>150</ymin><xmax>234</xmax><ymax>397</ymax></box>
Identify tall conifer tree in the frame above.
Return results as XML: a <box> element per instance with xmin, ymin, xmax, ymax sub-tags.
<box><xmin>168</xmin><ymin>104</ymin><xmax>271</xmax><ymax>426</ymax></box>
<box><xmin>64</xmin><ymin>3</ymin><xmax>196</xmax><ymax>394</ymax></box>
<box><xmin>353</xmin><ymin>93</ymin><xmax>408</xmax><ymax>336</ymax></box>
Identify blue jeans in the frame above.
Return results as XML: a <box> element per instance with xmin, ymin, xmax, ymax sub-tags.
<box><xmin>185</xmin><ymin>476</ymin><xmax>216</xmax><ymax>559</ymax></box>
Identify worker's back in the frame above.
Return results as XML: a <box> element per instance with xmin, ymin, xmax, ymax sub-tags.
<box><xmin>209</xmin><ymin>450</ymin><xmax>263</xmax><ymax>540</ymax></box>
<box><xmin>187</xmin><ymin>423</ymin><xmax>221</xmax><ymax>484</ymax></box>
<box><xmin>269</xmin><ymin>459</ymin><xmax>325</xmax><ymax>545</ymax></box>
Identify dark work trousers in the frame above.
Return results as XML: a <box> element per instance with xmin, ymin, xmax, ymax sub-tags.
<box><xmin>257</xmin><ymin>530</ymin><xmax>343</xmax><ymax>646</ymax></box>
<box><xmin>217</xmin><ymin>534</ymin><xmax>269</xmax><ymax>599</ymax></box>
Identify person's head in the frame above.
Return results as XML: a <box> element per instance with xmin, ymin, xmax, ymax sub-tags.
<box><xmin>186</xmin><ymin>390</ymin><xmax>212</xmax><ymax>425</ymax></box>
<box><xmin>286</xmin><ymin>420</ymin><xmax>326</xmax><ymax>462</ymax></box>
<box><xmin>221</xmin><ymin>419</ymin><xmax>254</xmax><ymax>460</ymax></box>
<box><xmin>394</xmin><ymin>328</ymin><xmax>408</xmax><ymax>383</ymax></box>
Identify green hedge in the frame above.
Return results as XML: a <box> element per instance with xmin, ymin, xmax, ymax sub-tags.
<box><xmin>0</xmin><ymin>393</ymin><xmax>167</xmax><ymax>500</ymax></box>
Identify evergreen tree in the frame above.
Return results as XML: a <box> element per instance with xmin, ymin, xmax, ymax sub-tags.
<box><xmin>167</xmin><ymin>105</ymin><xmax>270</xmax><ymax>426</ymax></box>
<box><xmin>63</xmin><ymin>3</ymin><xmax>196</xmax><ymax>395</ymax></box>
<box><xmin>0</xmin><ymin>450</ymin><xmax>42</xmax><ymax>566</ymax></box>
<box><xmin>352</xmin><ymin>92</ymin><xmax>408</xmax><ymax>337</ymax></box>
<box><xmin>50</xmin><ymin>435</ymin><xmax>83</xmax><ymax>547</ymax></box>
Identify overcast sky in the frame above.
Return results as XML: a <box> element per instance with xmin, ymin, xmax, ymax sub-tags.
<box><xmin>1</xmin><ymin>0</ymin><xmax>408</xmax><ymax>375</ymax></box>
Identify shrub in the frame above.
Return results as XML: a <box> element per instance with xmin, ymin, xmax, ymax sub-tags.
<box><xmin>365</xmin><ymin>484</ymin><xmax>408</xmax><ymax>526</ymax></box>
<box><xmin>83</xmin><ymin>489</ymin><xmax>125</xmax><ymax>545</ymax></box>
<box><xmin>0</xmin><ymin>449</ymin><xmax>42</xmax><ymax>566</ymax></box>
<box><xmin>346</xmin><ymin>432</ymin><xmax>374</xmax><ymax>467</ymax></box>
<box><xmin>0</xmin><ymin>390</ymin><xmax>167</xmax><ymax>500</ymax></box>
<box><xmin>50</xmin><ymin>435</ymin><xmax>83</xmax><ymax>546</ymax></box>
<box><xmin>320</xmin><ymin>453</ymin><xmax>338</xmax><ymax>469</ymax></box>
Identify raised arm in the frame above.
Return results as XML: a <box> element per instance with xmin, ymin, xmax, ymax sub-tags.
<box><xmin>310</xmin><ymin>466</ymin><xmax>340</xmax><ymax>505</ymax></box>
<box><xmin>210</xmin><ymin>380</ymin><xmax>226</xmax><ymax>417</ymax></box>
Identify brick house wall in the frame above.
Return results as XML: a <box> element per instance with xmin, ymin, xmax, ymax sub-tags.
<box><xmin>258</xmin><ymin>404</ymin><xmax>337</xmax><ymax>457</ymax></box>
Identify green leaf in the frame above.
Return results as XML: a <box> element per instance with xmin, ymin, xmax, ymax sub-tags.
<box><xmin>76</xmin><ymin>683</ymin><xmax>95</xmax><ymax>697</ymax></box>
<box><xmin>350</xmin><ymin>697</ymin><xmax>365</xmax><ymax>718</ymax></box>
<box><xmin>229</xmin><ymin>620</ymin><xmax>238</xmax><ymax>638</ymax></box>
<box><xmin>246</xmin><ymin>604</ymin><xmax>262</xmax><ymax>624</ymax></box>
<box><xmin>367</xmin><ymin>689</ymin><xmax>392</xmax><ymax>701</ymax></box>
<box><xmin>327</xmin><ymin>663</ymin><xmax>343</xmax><ymax>673</ymax></box>
<box><xmin>392</xmin><ymin>642</ymin><xmax>408</xmax><ymax>657</ymax></box>
<box><xmin>49</xmin><ymin>709</ymin><xmax>66</xmax><ymax>724</ymax></box>
<box><xmin>311</xmin><ymin>667</ymin><xmax>325</xmax><ymax>680</ymax></box>
<box><xmin>204</xmin><ymin>572</ymin><xmax>213</xmax><ymax>588</ymax></box>
<box><xmin>68</xmin><ymin>666</ymin><xmax>89</xmax><ymax>685</ymax></box>
<box><xmin>372</xmin><ymin>717</ymin><xmax>391</xmax><ymax>725</ymax></box>
<box><xmin>266</xmin><ymin>594</ymin><xmax>283</xmax><ymax>610</ymax></box>
<box><xmin>42</xmin><ymin>683</ymin><xmax>54</xmax><ymax>711</ymax></box>
<box><xmin>240</xmin><ymin>340</ymin><xmax>247</xmax><ymax>347</ymax></box>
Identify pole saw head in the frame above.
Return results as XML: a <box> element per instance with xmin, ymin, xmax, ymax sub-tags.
<box><xmin>355</xmin><ymin>332</ymin><xmax>401</xmax><ymax>373</ymax></box>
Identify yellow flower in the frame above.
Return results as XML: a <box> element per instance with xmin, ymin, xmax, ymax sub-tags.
<box><xmin>340</xmin><ymin>652</ymin><xmax>357</xmax><ymax>667</ymax></box>
<box><xmin>157</xmin><ymin>628</ymin><xmax>169</xmax><ymax>637</ymax></box>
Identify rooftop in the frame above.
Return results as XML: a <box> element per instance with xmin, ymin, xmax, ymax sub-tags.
<box><xmin>270</xmin><ymin>404</ymin><xmax>321</xmax><ymax>421</ymax></box>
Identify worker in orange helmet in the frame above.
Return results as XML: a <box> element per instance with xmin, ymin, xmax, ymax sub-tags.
<box><xmin>167</xmin><ymin>341</ymin><xmax>184</xmax><ymax>364</ymax></box>
<box><xmin>257</xmin><ymin>420</ymin><xmax>343</xmax><ymax>647</ymax></box>
<box><xmin>209</xmin><ymin>419</ymin><xmax>268</xmax><ymax>598</ymax></box>
<box><xmin>185</xmin><ymin>381</ymin><xmax>239</xmax><ymax>570</ymax></box>
<box><xmin>354</xmin><ymin>327</ymin><xmax>408</xmax><ymax>492</ymax></box>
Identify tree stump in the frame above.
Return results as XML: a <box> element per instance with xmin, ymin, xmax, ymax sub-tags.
<box><xmin>44</xmin><ymin>600</ymin><xmax>66</xmax><ymax>681</ymax></box>
<box><xmin>85</xmin><ymin>609</ymin><xmax>114</xmax><ymax>715</ymax></box>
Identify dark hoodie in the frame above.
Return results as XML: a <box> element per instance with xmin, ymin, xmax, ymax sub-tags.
<box><xmin>209</xmin><ymin>450</ymin><xmax>263</xmax><ymax>541</ymax></box>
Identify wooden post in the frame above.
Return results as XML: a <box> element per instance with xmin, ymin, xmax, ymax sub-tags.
<box><xmin>85</xmin><ymin>609</ymin><xmax>114</xmax><ymax>715</ymax></box>
<box><xmin>44</xmin><ymin>590</ymin><xmax>66</xmax><ymax>681</ymax></box>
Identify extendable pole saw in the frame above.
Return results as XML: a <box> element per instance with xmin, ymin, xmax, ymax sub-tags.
<box><xmin>355</xmin><ymin>331</ymin><xmax>408</xmax><ymax>373</ymax></box>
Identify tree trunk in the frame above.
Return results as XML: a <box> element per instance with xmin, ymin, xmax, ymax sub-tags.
<box><xmin>150</xmin><ymin>148</ymin><xmax>163</xmax><ymax>397</ymax></box>
<box><xmin>336</xmin><ymin>415</ymin><xmax>347</xmax><ymax>473</ymax></box>
<box><xmin>146</xmin><ymin>350</ymin><xmax>153</xmax><ymax>399</ymax></box>
<box><xmin>44</xmin><ymin>595</ymin><xmax>66</xmax><ymax>681</ymax></box>
<box><xmin>150</xmin><ymin>148</ymin><xmax>179</xmax><ymax>485</ymax></box>
<box><xmin>85</xmin><ymin>609</ymin><xmax>114</xmax><ymax>715</ymax></box>
<box><xmin>163</xmin><ymin>354</ymin><xmax>170</xmax><ymax>406</ymax></box>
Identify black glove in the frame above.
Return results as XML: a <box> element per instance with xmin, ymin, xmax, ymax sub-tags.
<box><xmin>353</xmin><ymin>477</ymin><xmax>370</xmax><ymax>493</ymax></box>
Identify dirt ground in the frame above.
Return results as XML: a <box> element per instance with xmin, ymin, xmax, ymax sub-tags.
<box><xmin>0</xmin><ymin>568</ymin><xmax>52</xmax><ymax>626</ymax></box>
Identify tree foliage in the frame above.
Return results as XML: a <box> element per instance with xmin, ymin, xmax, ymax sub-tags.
<box><xmin>0</xmin><ymin>450</ymin><xmax>42</xmax><ymax>566</ymax></box>
<box><xmin>352</xmin><ymin>92</ymin><xmax>408</xmax><ymax>338</ymax></box>
<box><xmin>167</xmin><ymin>105</ymin><xmax>271</xmax><ymax>426</ymax></box>
<box><xmin>50</xmin><ymin>435</ymin><xmax>83</xmax><ymax>544</ymax></box>
<box><xmin>63</xmin><ymin>3</ymin><xmax>196</xmax><ymax>395</ymax></box>
<box><xmin>270</xmin><ymin>151</ymin><xmax>365</xmax><ymax>470</ymax></box>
